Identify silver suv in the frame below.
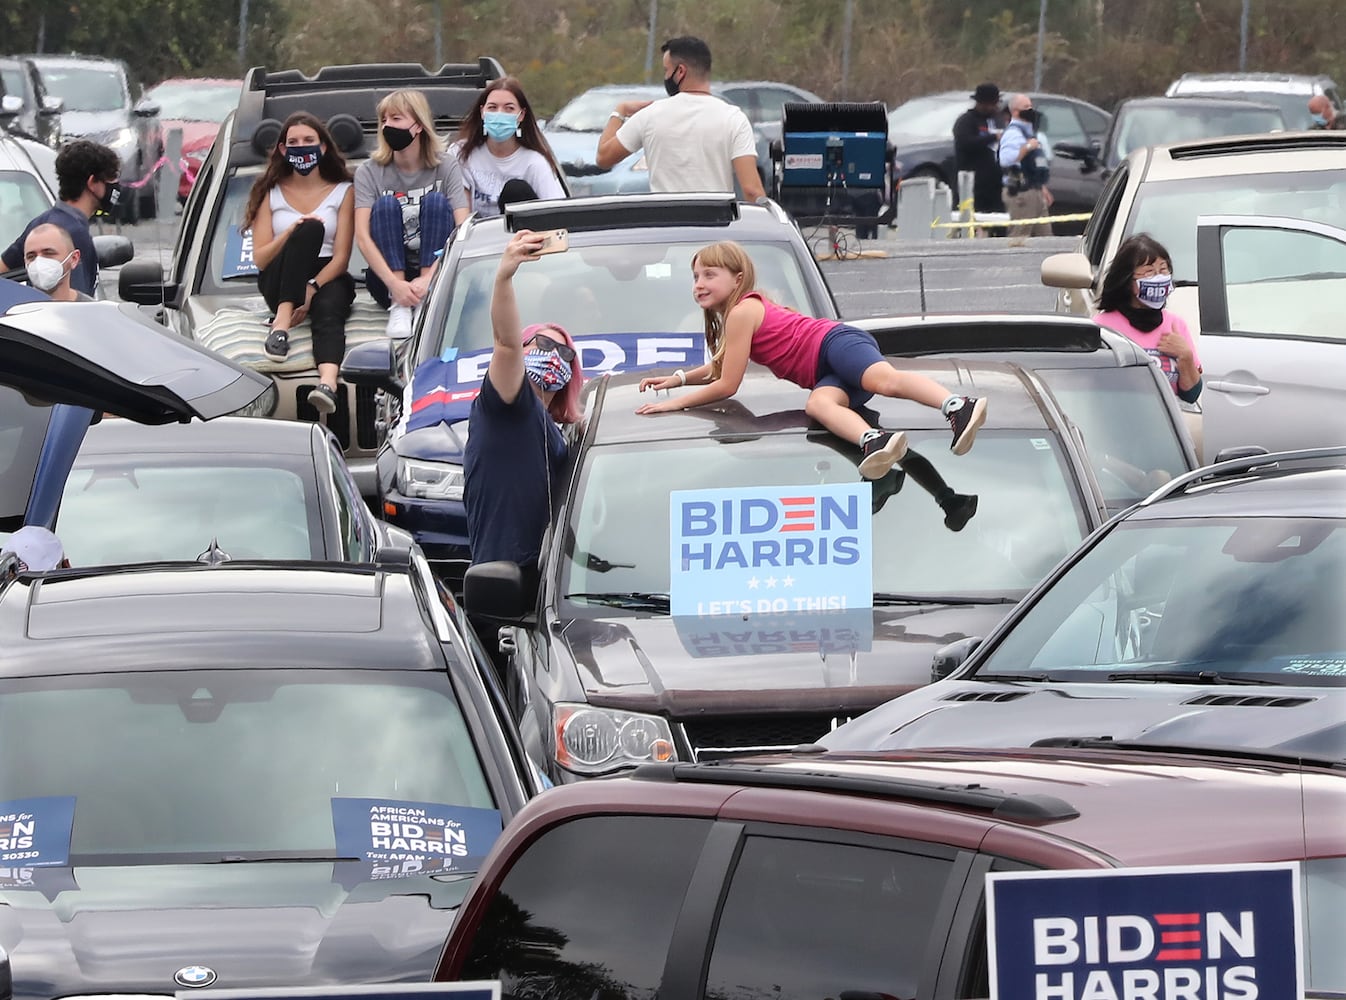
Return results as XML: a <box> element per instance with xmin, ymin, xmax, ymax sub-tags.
<box><xmin>1166</xmin><ymin>71</ymin><xmax>1343</xmax><ymax>129</ymax></box>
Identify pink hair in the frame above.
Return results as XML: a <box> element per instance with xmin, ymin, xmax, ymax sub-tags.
<box><xmin>522</xmin><ymin>322</ymin><xmax>584</xmax><ymax>424</ymax></box>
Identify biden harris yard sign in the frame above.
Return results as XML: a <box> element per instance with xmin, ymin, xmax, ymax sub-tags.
<box><xmin>987</xmin><ymin>862</ymin><xmax>1302</xmax><ymax>1000</ymax></box>
<box><xmin>669</xmin><ymin>483</ymin><xmax>872</xmax><ymax>617</ymax></box>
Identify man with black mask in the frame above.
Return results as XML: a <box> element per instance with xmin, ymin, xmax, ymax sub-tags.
<box><xmin>595</xmin><ymin>35</ymin><xmax>765</xmax><ymax>200</ymax></box>
<box><xmin>998</xmin><ymin>93</ymin><xmax>1053</xmax><ymax>237</ymax></box>
<box><xmin>2</xmin><ymin>139</ymin><xmax>120</xmax><ymax>297</ymax></box>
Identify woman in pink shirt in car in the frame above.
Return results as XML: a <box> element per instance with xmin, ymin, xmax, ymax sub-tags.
<box><xmin>635</xmin><ymin>239</ymin><xmax>986</xmax><ymax>480</ymax></box>
<box><xmin>1094</xmin><ymin>233</ymin><xmax>1203</xmax><ymax>403</ymax></box>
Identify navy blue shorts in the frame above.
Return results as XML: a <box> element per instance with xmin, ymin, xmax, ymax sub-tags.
<box><xmin>815</xmin><ymin>324</ymin><xmax>884</xmax><ymax>408</ymax></box>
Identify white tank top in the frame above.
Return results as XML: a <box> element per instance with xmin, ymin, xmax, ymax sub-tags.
<box><xmin>268</xmin><ymin>181</ymin><xmax>351</xmax><ymax>257</ymax></box>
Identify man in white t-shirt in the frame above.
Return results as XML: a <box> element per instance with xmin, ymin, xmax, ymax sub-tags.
<box><xmin>596</xmin><ymin>36</ymin><xmax>765</xmax><ymax>200</ymax></box>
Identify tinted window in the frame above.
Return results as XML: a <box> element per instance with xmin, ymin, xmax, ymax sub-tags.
<box><xmin>327</xmin><ymin>442</ymin><xmax>370</xmax><ymax>559</ymax></box>
<box><xmin>460</xmin><ymin>816</ymin><xmax>713</xmax><ymax>998</ymax></box>
<box><xmin>705</xmin><ymin>835</ymin><xmax>956</xmax><ymax>1000</ymax></box>
<box><xmin>1076</xmin><ymin>104</ymin><xmax>1110</xmax><ymax>137</ymax></box>
<box><xmin>1036</xmin><ymin>100</ymin><xmax>1086</xmax><ymax>145</ymax></box>
<box><xmin>1084</xmin><ymin>165</ymin><xmax>1129</xmax><ymax>268</ymax></box>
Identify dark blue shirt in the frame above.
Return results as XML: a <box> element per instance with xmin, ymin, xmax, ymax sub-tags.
<box><xmin>463</xmin><ymin>371</ymin><xmax>567</xmax><ymax>568</ymax></box>
<box><xmin>2</xmin><ymin>203</ymin><xmax>99</xmax><ymax>296</ymax></box>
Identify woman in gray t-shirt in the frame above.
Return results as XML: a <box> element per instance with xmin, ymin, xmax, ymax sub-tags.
<box><xmin>353</xmin><ymin>89</ymin><xmax>469</xmax><ymax>338</ymax></box>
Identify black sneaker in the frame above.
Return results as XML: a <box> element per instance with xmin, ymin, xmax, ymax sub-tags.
<box><xmin>308</xmin><ymin>383</ymin><xmax>337</xmax><ymax>415</ymax></box>
<box><xmin>941</xmin><ymin>493</ymin><xmax>979</xmax><ymax>532</ymax></box>
<box><xmin>870</xmin><ymin>467</ymin><xmax>906</xmax><ymax>514</ymax></box>
<box><xmin>946</xmin><ymin>396</ymin><xmax>987</xmax><ymax>455</ymax></box>
<box><xmin>858</xmin><ymin>430</ymin><xmax>908</xmax><ymax>480</ymax></box>
<box><xmin>264</xmin><ymin>328</ymin><xmax>290</xmax><ymax>361</ymax></box>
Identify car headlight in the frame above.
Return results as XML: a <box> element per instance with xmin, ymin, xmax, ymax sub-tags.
<box><xmin>395</xmin><ymin>456</ymin><xmax>464</xmax><ymax>501</ymax></box>
<box><xmin>230</xmin><ymin>380</ymin><xmax>278</xmax><ymax>418</ymax></box>
<box><xmin>554</xmin><ymin>703</ymin><xmax>676</xmax><ymax>775</ymax></box>
<box><xmin>105</xmin><ymin>127</ymin><xmax>136</xmax><ymax>151</ymax></box>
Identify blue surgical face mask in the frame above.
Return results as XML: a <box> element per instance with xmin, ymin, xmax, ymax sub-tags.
<box><xmin>1312</xmin><ymin>113</ymin><xmax>1329</xmax><ymax>127</ymax></box>
<box><xmin>286</xmin><ymin>144</ymin><xmax>322</xmax><ymax>175</ymax></box>
<box><xmin>524</xmin><ymin>349</ymin><xmax>571</xmax><ymax>392</ymax></box>
<box><xmin>482</xmin><ymin>111</ymin><xmax>520</xmax><ymax>141</ymax></box>
<box><xmin>1135</xmin><ymin>274</ymin><xmax>1173</xmax><ymax>310</ymax></box>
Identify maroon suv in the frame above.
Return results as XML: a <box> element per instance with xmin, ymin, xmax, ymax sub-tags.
<box><xmin>434</xmin><ymin>745</ymin><xmax>1345</xmax><ymax>999</ymax></box>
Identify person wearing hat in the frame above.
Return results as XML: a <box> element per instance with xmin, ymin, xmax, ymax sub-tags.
<box><xmin>953</xmin><ymin>82</ymin><xmax>1006</xmax><ymax>226</ymax></box>
<box><xmin>2</xmin><ymin>525</ymin><xmax>70</xmax><ymax>577</ymax></box>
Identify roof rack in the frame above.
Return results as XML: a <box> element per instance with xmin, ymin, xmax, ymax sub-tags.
<box><xmin>855</xmin><ymin>315</ymin><xmax>1103</xmax><ymax>357</ymax></box>
<box><xmin>503</xmin><ymin>193</ymin><xmax>741</xmax><ymax>233</ymax></box>
<box><xmin>1167</xmin><ymin>131</ymin><xmax>1346</xmax><ymax>160</ymax></box>
<box><xmin>631</xmin><ymin>760</ymin><xmax>1080</xmax><ymax>823</ymax></box>
<box><xmin>1140</xmin><ymin>445</ymin><xmax>1346</xmax><ymax>506</ymax></box>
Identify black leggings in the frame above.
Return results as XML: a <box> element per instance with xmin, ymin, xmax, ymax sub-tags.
<box><xmin>257</xmin><ymin>218</ymin><xmax>355</xmax><ymax>367</ymax></box>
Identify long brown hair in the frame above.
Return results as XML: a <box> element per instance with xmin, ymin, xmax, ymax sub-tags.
<box><xmin>692</xmin><ymin>241</ymin><xmax>757</xmax><ymax>378</ymax></box>
<box><xmin>456</xmin><ymin>77</ymin><xmax>561</xmax><ymax>179</ymax></box>
<box><xmin>242</xmin><ymin>111</ymin><xmax>354</xmax><ymax>231</ymax></box>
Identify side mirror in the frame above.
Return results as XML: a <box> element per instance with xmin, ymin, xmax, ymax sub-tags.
<box><xmin>1040</xmin><ymin>252</ymin><xmax>1094</xmax><ymax>290</ymax></box>
<box><xmin>0</xmin><ymin>95</ymin><xmax>20</xmax><ymax>117</ymax></box>
<box><xmin>133</xmin><ymin>100</ymin><xmax>160</xmax><ymax>118</ymax></box>
<box><xmin>1212</xmin><ymin>445</ymin><xmax>1271</xmax><ymax>466</ymax></box>
<box><xmin>40</xmin><ymin>95</ymin><xmax>63</xmax><ymax>115</ymax></box>
<box><xmin>1053</xmin><ymin>141</ymin><xmax>1089</xmax><ymax>161</ymax></box>
<box><xmin>931</xmin><ymin>636</ymin><xmax>982</xmax><ymax>682</ymax></box>
<box><xmin>117</xmin><ymin>257</ymin><xmax>176</xmax><ymax>306</ymax></box>
<box><xmin>92</xmin><ymin>234</ymin><xmax>134</xmax><ymax>268</ymax></box>
<box><xmin>464</xmin><ymin>560</ymin><xmax>529</xmax><ymax>620</ymax></box>
<box><xmin>340</xmin><ymin>338</ymin><xmax>403</xmax><ymax>395</ymax></box>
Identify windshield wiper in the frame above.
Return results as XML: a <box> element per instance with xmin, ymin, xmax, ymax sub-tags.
<box><xmin>873</xmin><ymin>593</ymin><xmax>1019</xmax><ymax>606</ymax></box>
<box><xmin>565</xmin><ymin>591</ymin><xmax>670</xmax><ymax>611</ymax></box>
<box><xmin>972</xmin><ymin>672</ymin><xmax>1055</xmax><ymax>683</ymax></box>
<box><xmin>1106</xmin><ymin>670</ymin><xmax>1278</xmax><ymax>685</ymax></box>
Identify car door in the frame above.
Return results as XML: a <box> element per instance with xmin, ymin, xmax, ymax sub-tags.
<box><xmin>1195</xmin><ymin>214</ymin><xmax>1346</xmax><ymax>457</ymax></box>
<box><xmin>1034</xmin><ymin>97</ymin><xmax>1096</xmax><ymax>218</ymax></box>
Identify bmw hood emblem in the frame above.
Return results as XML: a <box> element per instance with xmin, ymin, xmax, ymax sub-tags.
<box><xmin>174</xmin><ymin>965</ymin><xmax>218</xmax><ymax>988</ymax></box>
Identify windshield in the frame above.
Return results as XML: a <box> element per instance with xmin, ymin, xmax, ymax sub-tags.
<box><xmin>1110</xmin><ymin>104</ymin><xmax>1284</xmax><ymax>166</ymax></box>
<box><xmin>145</xmin><ymin>80</ymin><xmax>239</xmax><ymax>122</ymax></box>
<box><xmin>431</xmin><ymin>240</ymin><xmax>815</xmax><ymax>357</ymax></box>
<box><xmin>0</xmin><ymin>669</ymin><xmax>495</xmax><ymax>861</ymax></box>
<box><xmin>57</xmin><ymin>454</ymin><xmax>323</xmax><ymax>563</ymax></box>
<box><xmin>1174</xmin><ymin>88</ymin><xmax>1318</xmax><ymax>129</ymax></box>
<box><xmin>1124</xmin><ymin>169</ymin><xmax>1346</xmax><ymax>284</ymax></box>
<box><xmin>562</xmin><ymin>429</ymin><xmax>1086</xmax><ymax>608</ymax></box>
<box><xmin>37</xmin><ymin>65</ymin><xmax>128</xmax><ymax>113</ymax></box>
<box><xmin>1036</xmin><ymin>366</ymin><xmax>1189</xmax><ymax>509</ymax></box>
<box><xmin>548</xmin><ymin>89</ymin><xmax>663</xmax><ymax>132</ymax></box>
<box><xmin>0</xmin><ymin>170</ymin><xmax>53</xmax><ymax>258</ymax></box>
<box><xmin>976</xmin><ymin>517</ymin><xmax>1346</xmax><ymax>684</ymax></box>
<box><xmin>887</xmin><ymin>95</ymin><xmax>964</xmax><ymax>139</ymax></box>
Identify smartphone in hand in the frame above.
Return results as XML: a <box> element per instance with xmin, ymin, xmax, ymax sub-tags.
<box><xmin>535</xmin><ymin>229</ymin><xmax>569</xmax><ymax>255</ymax></box>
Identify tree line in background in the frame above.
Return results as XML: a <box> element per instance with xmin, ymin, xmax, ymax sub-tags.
<box><xmin>3</xmin><ymin>0</ymin><xmax>1340</xmax><ymax>118</ymax></box>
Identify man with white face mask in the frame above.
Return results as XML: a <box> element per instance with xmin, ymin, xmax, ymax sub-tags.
<box><xmin>23</xmin><ymin>224</ymin><xmax>92</xmax><ymax>302</ymax></box>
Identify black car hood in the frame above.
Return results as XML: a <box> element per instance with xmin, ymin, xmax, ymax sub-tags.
<box><xmin>822</xmin><ymin>680</ymin><xmax>1346</xmax><ymax>760</ymax></box>
<box><xmin>391</xmin><ymin>419</ymin><xmax>467</xmax><ymax>464</ymax></box>
<box><xmin>0</xmin><ymin>862</ymin><xmax>472</xmax><ymax>997</ymax></box>
<box><xmin>559</xmin><ymin>603</ymin><xmax>1012</xmax><ymax>716</ymax></box>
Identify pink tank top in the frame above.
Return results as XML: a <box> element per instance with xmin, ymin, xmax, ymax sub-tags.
<box><xmin>744</xmin><ymin>292</ymin><xmax>839</xmax><ymax>388</ymax></box>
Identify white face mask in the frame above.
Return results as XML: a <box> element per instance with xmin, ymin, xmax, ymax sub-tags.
<box><xmin>26</xmin><ymin>252</ymin><xmax>72</xmax><ymax>292</ymax></box>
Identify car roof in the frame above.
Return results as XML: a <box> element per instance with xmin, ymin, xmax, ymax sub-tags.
<box><xmin>75</xmin><ymin>414</ymin><xmax>324</xmax><ymax>458</ymax></box>
<box><xmin>0</xmin><ymin>132</ymin><xmax>52</xmax><ymax>180</ymax></box>
<box><xmin>1117</xmin><ymin>94</ymin><xmax>1284</xmax><ymax>111</ymax></box>
<box><xmin>0</xmin><ymin>563</ymin><xmax>446</xmax><ymax>674</ymax></box>
<box><xmin>1124</xmin><ymin>449</ymin><xmax>1346</xmax><ymax>521</ymax></box>
<box><xmin>21</xmin><ymin>54</ymin><xmax>124</xmax><ymax>71</ymax></box>
<box><xmin>1170</xmin><ymin>72</ymin><xmax>1337</xmax><ymax>92</ymax></box>
<box><xmin>512</xmin><ymin>747</ymin><xmax>1342</xmax><ymax>866</ymax></box>
<box><xmin>149</xmin><ymin>77</ymin><xmax>243</xmax><ymax>88</ymax></box>
<box><xmin>1136</xmin><ymin>129</ymin><xmax>1346</xmax><ymax>178</ymax></box>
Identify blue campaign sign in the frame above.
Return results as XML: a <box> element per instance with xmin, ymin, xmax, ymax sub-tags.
<box><xmin>406</xmin><ymin>332</ymin><xmax>705</xmax><ymax>432</ymax></box>
<box><xmin>331</xmin><ymin>798</ymin><xmax>502</xmax><ymax>880</ymax></box>
<box><xmin>674</xmin><ymin>607</ymin><xmax>874</xmax><ymax>658</ymax></box>
<box><xmin>0</xmin><ymin>795</ymin><xmax>76</xmax><ymax>867</ymax></box>
<box><xmin>987</xmin><ymin>862</ymin><xmax>1303</xmax><ymax>1000</ymax></box>
<box><xmin>176</xmin><ymin>982</ymin><xmax>500</xmax><ymax>1000</ymax></box>
<box><xmin>669</xmin><ymin>483</ymin><xmax>873</xmax><ymax>617</ymax></box>
<box><xmin>221</xmin><ymin>225</ymin><xmax>259</xmax><ymax>279</ymax></box>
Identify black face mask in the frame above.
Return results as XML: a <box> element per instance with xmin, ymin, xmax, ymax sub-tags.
<box><xmin>97</xmin><ymin>180</ymin><xmax>121</xmax><ymax>214</ymax></box>
<box><xmin>382</xmin><ymin>124</ymin><xmax>416</xmax><ymax>152</ymax></box>
<box><xmin>664</xmin><ymin>67</ymin><xmax>682</xmax><ymax>97</ymax></box>
<box><xmin>1019</xmin><ymin>108</ymin><xmax>1039</xmax><ymax>126</ymax></box>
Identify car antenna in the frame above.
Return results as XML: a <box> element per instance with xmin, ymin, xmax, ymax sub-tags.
<box><xmin>918</xmin><ymin>261</ymin><xmax>927</xmax><ymax>316</ymax></box>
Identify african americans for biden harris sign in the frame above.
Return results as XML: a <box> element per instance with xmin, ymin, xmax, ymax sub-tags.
<box><xmin>669</xmin><ymin>483</ymin><xmax>872</xmax><ymax>617</ymax></box>
<box><xmin>987</xmin><ymin>863</ymin><xmax>1303</xmax><ymax>1000</ymax></box>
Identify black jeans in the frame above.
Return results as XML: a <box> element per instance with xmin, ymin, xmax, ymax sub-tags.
<box><xmin>257</xmin><ymin>218</ymin><xmax>355</xmax><ymax>366</ymax></box>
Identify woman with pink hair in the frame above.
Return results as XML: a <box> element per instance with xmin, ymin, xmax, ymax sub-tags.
<box><xmin>463</xmin><ymin>230</ymin><xmax>584</xmax><ymax>594</ymax></box>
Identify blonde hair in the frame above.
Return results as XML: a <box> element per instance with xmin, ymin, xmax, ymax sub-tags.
<box><xmin>692</xmin><ymin>241</ymin><xmax>757</xmax><ymax>378</ymax></box>
<box><xmin>371</xmin><ymin>89</ymin><xmax>445</xmax><ymax>167</ymax></box>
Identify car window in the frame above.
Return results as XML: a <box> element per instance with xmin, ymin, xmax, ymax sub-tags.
<box><xmin>57</xmin><ymin>457</ymin><xmax>322</xmax><ymax>563</ymax></box>
<box><xmin>730</xmin><ymin>87</ymin><xmax>815</xmax><ymax>125</ymax></box>
<box><xmin>35</xmin><ymin>64</ymin><xmax>128</xmax><ymax>113</ymax></box>
<box><xmin>1076</xmin><ymin>104</ymin><xmax>1110</xmax><ymax>137</ymax></box>
<box><xmin>706</xmin><ymin>834</ymin><xmax>958</xmax><ymax>1000</ymax></box>
<box><xmin>1126</xmin><ymin>170</ymin><xmax>1346</xmax><ymax>284</ymax></box>
<box><xmin>328</xmin><ymin>440</ymin><xmax>371</xmax><ymax>560</ymax></box>
<box><xmin>1084</xmin><ymin>164</ymin><xmax>1129</xmax><ymax>269</ymax></box>
<box><xmin>977</xmin><ymin>518</ymin><xmax>1346</xmax><ymax>683</ymax></box>
<box><xmin>887</xmin><ymin>95</ymin><xmax>964</xmax><ymax>138</ymax></box>
<box><xmin>1215</xmin><ymin>225</ymin><xmax>1346</xmax><ymax>339</ymax></box>
<box><xmin>433</xmin><ymin>241</ymin><xmax>815</xmax><ymax>357</ymax></box>
<box><xmin>0</xmin><ymin>67</ymin><xmax>23</xmax><ymax>100</ymax></box>
<box><xmin>547</xmin><ymin>90</ymin><xmax>662</xmax><ymax>132</ymax></box>
<box><xmin>563</xmin><ymin>429</ymin><xmax>1087</xmax><ymax>606</ymax></box>
<box><xmin>1036</xmin><ymin>100</ymin><xmax>1086</xmax><ymax>145</ymax></box>
<box><xmin>0</xmin><ymin>668</ymin><xmax>495</xmax><ymax>856</ymax></box>
<box><xmin>458</xmin><ymin>815</ymin><xmax>714</xmax><ymax>998</ymax></box>
<box><xmin>1111</xmin><ymin>104</ymin><xmax>1283</xmax><ymax>166</ymax></box>
<box><xmin>0</xmin><ymin>169</ymin><xmax>52</xmax><ymax>250</ymax></box>
<box><xmin>1035</xmin><ymin>366</ymin><xmax>1190</xmax><ymax>508</ymax></box>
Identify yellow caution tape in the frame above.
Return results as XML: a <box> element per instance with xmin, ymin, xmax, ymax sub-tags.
<box><xmin>930</xmin><ymin>196</ymin><xmax>1092</xmax><ymax>230</ymax></box>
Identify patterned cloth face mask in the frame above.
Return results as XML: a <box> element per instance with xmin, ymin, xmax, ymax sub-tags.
<box><xmin>1135</xmin><ymin>274</ymin><xmax>1174</xmax><ymax>310</ymax></box>
<box><xmin>524</xmin><ymin>349</ymin><xmax>572</xmax><ymax>392</ymax></box>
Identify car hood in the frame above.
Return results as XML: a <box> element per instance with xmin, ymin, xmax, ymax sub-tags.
<box><xmin>0</xmin><ymin>862</ymin><xmax>470</xmax><ymax>998</ymax></box>
<box><xmin>0</xmin><ymin>294</ymin><xmax>270</xmax><ymax>525</ymax></box>
<box><xmin>392</xmin><ymin>417</ymin><xmax>467</xmax><ymax>463</ymax></box>
<box><xmin>558</xmin><ymin>604</ymin><xmax>1012</xmax><ymax>716</ymax></box>
<box><xmin>821</xmin><ymin>680</ymin><xmax>1346</xmax><ymax>759</ymax></box>
<box><xmin>59</xmin><ymin>110</ymin><xmax>131</xmax><ymax>139</ymax></box>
